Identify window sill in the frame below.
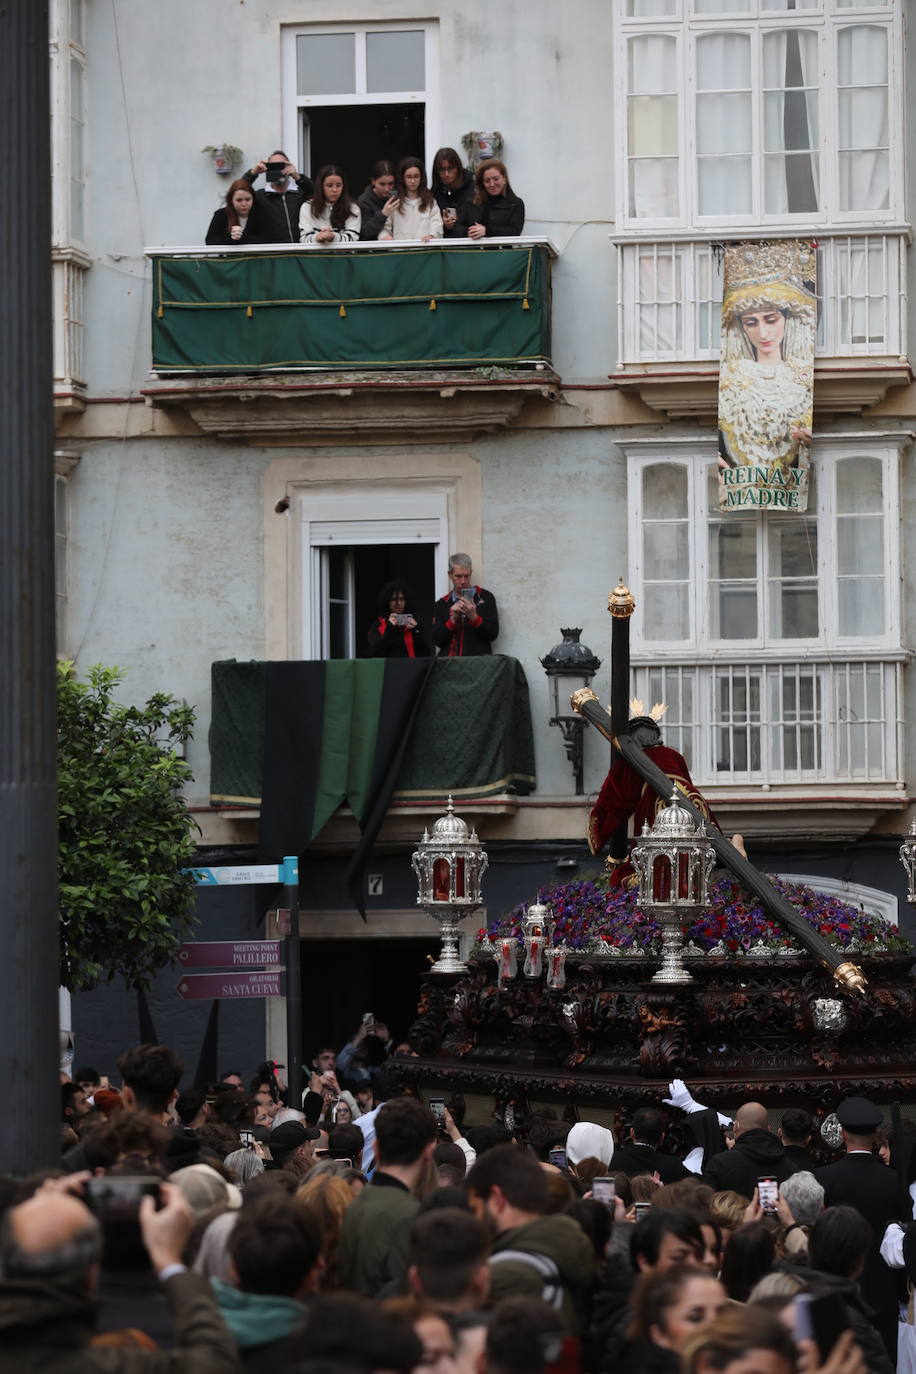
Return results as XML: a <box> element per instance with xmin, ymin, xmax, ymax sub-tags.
<box><xmin>610</xmin><ymin>358</ymin><xmax>913</xmax><ymax>420</ymax></box>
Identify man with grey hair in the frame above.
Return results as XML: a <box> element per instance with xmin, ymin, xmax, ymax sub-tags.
<box><xmin>0</xmin><ymin>1178</ymin><xmax>241</xmax><ymax>1369</ymax></box>
<box><xmin>432</xmin><ymin>553</ymin><xmax>499</xmax><ymax>657</ymax></box>
<box><xmin>779</xmin><ymin>1169</ymin><xmax>825</xmax><ymax>1226</ymax></box>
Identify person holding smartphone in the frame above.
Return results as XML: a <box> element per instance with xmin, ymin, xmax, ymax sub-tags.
<box><xmin>368</xmin><ymin>581</ymin><xmax>431</xmax><ymax>658</ymax></box>
<box><xmin>431</xmin><ymin>553</ymin><xmax>499</xmax><ymax>657</ymax></box>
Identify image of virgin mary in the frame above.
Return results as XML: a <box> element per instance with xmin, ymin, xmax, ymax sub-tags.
<box><xmin>717</xmin><ymin>241</ymin><xmax>817</xmax><ymax>502</ymax></box>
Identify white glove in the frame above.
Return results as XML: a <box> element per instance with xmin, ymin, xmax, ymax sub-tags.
<box><xmin>880</xmin><ymin>1222</ymin><xmax>905</xmax><ymax>1268</ymax></box>
<box><xmin>663</xmin><ymin>1079</ymin><xmax>733</xmax><ymax>1128</ymax></box>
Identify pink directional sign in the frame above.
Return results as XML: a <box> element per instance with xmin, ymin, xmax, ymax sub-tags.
<box><xmin>176</xmin><ymin>970</ymin><xmax>285</xmax><ymax>1000</ymax></box>
<box><xmin>177</xmin><ymin>940</ymin><xmax>282</xmax><ymax>968</ymax></box>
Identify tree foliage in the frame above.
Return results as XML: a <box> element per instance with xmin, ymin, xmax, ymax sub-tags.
<box><xmin>58</xmin><ymin>662</ymin><xmax>200</xmax><ymax>991</ymax></box>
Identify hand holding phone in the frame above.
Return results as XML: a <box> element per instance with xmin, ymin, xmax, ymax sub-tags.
<box><xmin>757</xmin><ymin>1176</ymin><xmax>778</xmax><ymax>1213</ymax></box>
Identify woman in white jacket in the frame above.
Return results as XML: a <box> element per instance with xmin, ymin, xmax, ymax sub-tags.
<box><xmin>378</xmin><ymin>158</ymin><xmax>443</xmax><ymax>242</ymax></box>
<box><xmin>299</xmin><ymin>165</ymin><xmax>361</xmax><ymax>244</ymax></box>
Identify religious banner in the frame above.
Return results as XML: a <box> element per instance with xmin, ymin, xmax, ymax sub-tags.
<box><xmin>717</xmin><ymin>239</ymin><xmax>816</xmax><ymax>513</ymax></box>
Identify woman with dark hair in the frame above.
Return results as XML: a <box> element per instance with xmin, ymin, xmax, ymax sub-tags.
<box><xmin>358</xmin><ymin>160</ymin><xmax>396</xmax><ymax>241</ymax></box>
<box><xmin>367</xmin><ymin>582</ymin><xmax>430</xmax><ymax>658</ymax></box>
<box><xmin>719</xmin><ymin>1222</ymin><xmax>776</xmax><ymax>1303</ymax></box>
<box><xmin>300</xmin><ymin>165</ymin><xmax>361</xmax><ymax>244</ymax></box>
<box><xmin>431</xmin><ymin>147</ymin><xmax>474</xmax><ymax>236</ymax></box>
<box><xmin>623</xmin><ymin>1265</ymin><xmax>727</xmax><ymax>1373</ymax></box>
<box><xmin>205</xmin><ymin>179</ymin><xmax>265</xmax><ymax>245</ymax></box>
<box><xmin>379</xmin><ymin>157</ymin><xmax>443</xmax><ymax>242</ymax></box>
<box><xmin>457</xmin><ymin>159</ymin><xmax>525</xmax><ymax>239</ymax></box>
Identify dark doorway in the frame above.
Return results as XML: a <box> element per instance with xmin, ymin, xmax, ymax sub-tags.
<box><xmin>355</xmin><ymin>543</ymin><xmax>435</xmax><ymax>657</ymax></box>
<box><xmin>300</xmin><ymin>936</ymin><xmax>436</xmax><ymax>1063</ymax></box>
<box><xmin>325</xmin><ymin>542</ymin><xmax>436</xmax><ymax>659</ymax></box>
<box><xmin>304</xmin><ymin>103</ymin><xmax>425</xmax><ymax>194</ymax></box>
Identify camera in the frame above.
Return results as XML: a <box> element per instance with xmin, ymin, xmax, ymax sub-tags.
<box><xmin>265</xmin><ymin>163</ymin><xmax>286</xmax><ymax>182</ymax></box>
<box><xmin>85</xmin><ymin>1176</ymin><xmax>161</xmax><ymax>1221</ymax></box>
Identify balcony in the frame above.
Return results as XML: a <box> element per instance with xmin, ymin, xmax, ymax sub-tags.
<box><xmin>207</xmin><ymin>655</ymin><xmax>537</xmax><ymax>846</ymax></box>
<box><xmin>612</xmin><ymin>229</ymin><xmax>912</xmax><ymax>417</ymax></box>
<box><xmin>142</xmin><ymin>238</ymin><xmax>559</xmax><ymax>441</ymax></box>
<box><xmin>632</xmin><ymin>653</ymin><xmax>906</xmax><ymax>839</ymax></box>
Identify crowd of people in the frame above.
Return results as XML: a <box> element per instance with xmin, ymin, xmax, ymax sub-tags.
<box><xmin>204</xmin><ymin>148</ymin><xmax>525</xmax><ymax>248</ymax></box>
<box><xmin>20</xmin><ymin>1034</ymin><xmax>916</xmax><ymax>1373</ymax></box>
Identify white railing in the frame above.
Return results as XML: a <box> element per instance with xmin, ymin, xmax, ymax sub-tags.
<box><xmin>632</xmin><ymin>656</ymin><xmax>903</xmax><ymax>787</ymax></box>
<box><xmin>616</xmin><ymin>231</ymin><xmax>909</xmax><ymax>366</ymax></box>
<box><xmin>52</xmin><ymin>249</ymin><xmax>89</xmax><ymax>395</ymax></box>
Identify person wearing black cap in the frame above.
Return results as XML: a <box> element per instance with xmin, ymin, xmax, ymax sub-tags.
<box><xmin>267</xmin><ymin>1121</ymin><xmax>321</xmax><ymax>1176</ymax></box>
<box><xmin>816</xmin><ymin>1096</ymin><xmax>902</xmax><ymax>1363</ymax></box>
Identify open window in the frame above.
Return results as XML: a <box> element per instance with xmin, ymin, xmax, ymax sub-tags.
<box><xmin>282</xmin><ymin>23</ymin><xmax>439</xmax><ymax>192</ymax></box>
<box><xmin>296</xmin><ymin>484</ymin><xmax>451</xmax><ymax>659</ymax></box>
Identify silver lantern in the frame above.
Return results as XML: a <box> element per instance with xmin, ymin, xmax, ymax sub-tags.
<box><xmin>633</xmin><ymin>792</ymin><xmax>715</xmax><ymax>985</ymax></box>
<box><xmin>900</xmin><ymin>819</ymin><xmax>916</xmax><ymax>903</ymax></box>
<box><xmin>412</xmin><ymin>797</ymin><xmax>488</xmax><ymax>975</ymax></box>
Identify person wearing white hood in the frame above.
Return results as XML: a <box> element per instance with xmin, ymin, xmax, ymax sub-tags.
<box><xmin>565</xmin><ymin>1121</ymin><xmax>616</xmax><ymax>1185</ymax></box>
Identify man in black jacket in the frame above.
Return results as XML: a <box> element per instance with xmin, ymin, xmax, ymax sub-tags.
<box><xmin>432</xmin><ymin>553</ymin><xmax>499</xmax><ymax>657</ymax></box>
<box><xmin>816</xmin><ymin>1096</ymin><xmax>902</xmax><ymax>1364</ymax></box>
<box><xmin>778</xmin><ymin>1107</ymin><xmax>819</xmax><ymax>1172</ymax></box>
<box><xmin>701</xmin><ymin>1101</ymin><xmax>800</xmax><ymax>1197</ymax></box>
<box><xmin>612</xmin><ymin>1107</ymin><xmax>690</xmax><ymax>1184</ymax></box>
<box><xmin>243</xmin><ymin>151</ymin><xmax>314</xmax><ymax>243</ymax></box>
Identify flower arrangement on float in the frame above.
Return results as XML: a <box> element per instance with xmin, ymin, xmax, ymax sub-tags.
<box><xmin>476</xmin><ymin>874</ymin><xmax>907</xmax><ymax>960</ymax></box>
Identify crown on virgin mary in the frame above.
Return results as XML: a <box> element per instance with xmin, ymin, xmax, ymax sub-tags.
<box><xmin>722</xmin><ymin>239</ymin><xmax>817</xmax><ymax>325</ymax></box>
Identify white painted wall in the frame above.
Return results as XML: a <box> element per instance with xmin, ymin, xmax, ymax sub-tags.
<box><xmin>81</xmin><ymin>0</ymin><xmax>616</xmax><ymax>393</ymax></box>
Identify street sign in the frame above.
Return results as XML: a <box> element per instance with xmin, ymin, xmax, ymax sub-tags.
<box><xmin>177</xmin><ymin>940</ymin><xmax>281</xmax><ymax>968</ymax></box>
<box><xmin>189</xmin><ymin>864</ymin><xmax>282</xmax><ymax>887</ymax></box>
<box><xmin>176</xmin><ymin>970</ymin><xmax>285</xmax><ymax>1000</ymax></box>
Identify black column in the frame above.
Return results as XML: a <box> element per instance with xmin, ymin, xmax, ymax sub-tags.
<box><xmin>0</xmin><ymin>1</ymin><xmax>59</xmax><ymax>1171</ymax></box>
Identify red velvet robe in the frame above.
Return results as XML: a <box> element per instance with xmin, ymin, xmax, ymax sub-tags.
<box><xmin>588</xmin><ymin>744</ymin><xmax>719</xmax><ymax>885</ymax></box>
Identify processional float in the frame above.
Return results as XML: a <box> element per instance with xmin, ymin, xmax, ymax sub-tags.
<box><xmin>398</xmin><ymin>581</ymin><xmax>916</xmax><ymax>1114</ymax></box>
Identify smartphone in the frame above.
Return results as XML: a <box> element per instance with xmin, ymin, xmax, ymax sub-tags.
<box><xmin>548</xmin><ymin>1146</ymin><xmax>567</xmax><ymax>1169</ymax></box>
<box><xmin>86</xmin><ymin>1176</ymin><xmax>161</xmax><ymax>1221</ymax></box>
<box><xmin>592</xmin><ymin>1176</ymin><xmax>616</xmax><ymax>1207</ymax></box>
<box><xmin>795</xmin><ymin>1292</ymin><xmax>850</xmax><ymax>1362</ymax></box>
<box><xmin>239</xmin><ymin>1128</ymin><xmax>255</xmax><ymax>1148</ymax></box>
<box><xmin>429</xmin><ymin>1098</ymin><xmax>446</xmax><ymax>1127</ymax></box>
<box><xmin>362</xmin><ymin>1012</ymin><xmax>375</xmax><ymax>1027</ymax></box>
<box><xmin>757</xmin><ymin>1176</ymin><xmax>778</xmax><ymax>1212</ymax></box>
<box><xmin>634</xmin><ymin>1201</ymin><xmax>652</xmax><ymax>1220</ymax></box>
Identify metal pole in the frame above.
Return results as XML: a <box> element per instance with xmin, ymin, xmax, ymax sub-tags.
<box><xmin>282</xmin><ymin>856</ymin><xmax>303</xmax><ymax>1107</ymax></box>
<box><xmin>0</xmin><ymin>0</ymin><xmax>59</xmax><ymax>1171</ymax></box>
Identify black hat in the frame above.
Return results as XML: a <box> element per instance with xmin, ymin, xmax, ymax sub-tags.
<box><xmin>269</xmin><ymin>1121</ymin><xmax>320</xmax><ymax>1159</ymax></box>
<box><xmin>835</xmin><ymin>1096</ymin><xmax>883</xmax><ymax>1133</ymax></box>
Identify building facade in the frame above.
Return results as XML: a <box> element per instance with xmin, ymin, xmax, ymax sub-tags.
<box><xmin>56</xmin><ymin>0</ymin><xmax>916</xmax><ymax>1073</ymax></box>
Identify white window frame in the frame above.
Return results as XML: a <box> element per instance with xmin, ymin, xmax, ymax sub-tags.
<box><xmin>614</xmin><ymin>0</ymin><xmax>903</xmax><ymax>232</ymax></box>
<box><xmin>50</xmin><ymin>0</ymin><xmax>87</xmax><ymax>252</ymax></box>
<box><xmin>626</xmin><ymin>434</ymin><xmax>901</xmax><ymax>656</ymax></box>
<box><xmin>280</xmin><ymin>21</ymin><xmax>440</xmax><ymax>177</ymax></box>
<box><xmin>295</xmin><ymin>484</ymin><xmax>451</xmax><ymax>659</ymax></box>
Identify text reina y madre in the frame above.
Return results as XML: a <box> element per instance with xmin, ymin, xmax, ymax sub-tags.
<box><xmin>721</xmin><ymin>463</ymin><xmax>808</xmax><ymax>510</ymax></box>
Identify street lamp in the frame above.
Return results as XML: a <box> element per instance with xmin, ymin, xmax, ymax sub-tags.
<box><xmin>412</xmin><ymin>797</ymin><xmax>488</xmax><ymax>975</ymax></box>
<box><xmin>899</xmin><ymin>819</ymin><xmax>916</xmax><ymax>902</ymax></box>
<box><xmin>633</xmin><ymin>792</ymin><xmax>715</xmax><ymax>985</ymax></box>
<box><xmin>540</xmin><ymin>629</ymin><xmax>602</xmax><ymax>794</ymax></box>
